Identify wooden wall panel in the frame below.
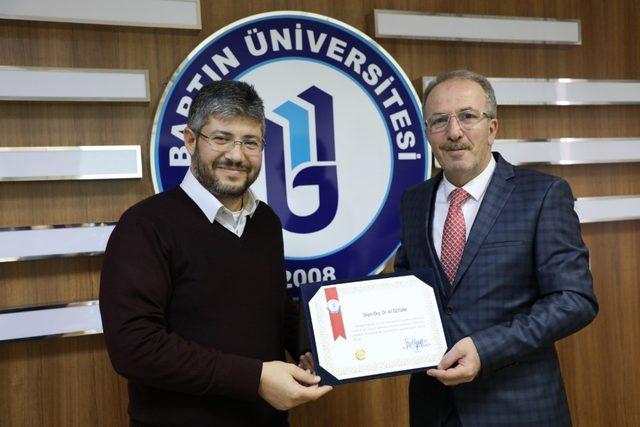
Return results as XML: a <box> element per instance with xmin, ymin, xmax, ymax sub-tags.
<box><xmin>557</xmin><ymin>220</ymin><xmax>640</xmax><ymax>427</ymax></box>
<box><xmin>0</xmin><ymin>336</ymin><xmax>128</xmax><ymax>427</ymax></box>
<box><xmin>0</xmin><ymin>0</ymin><xmax>638</xmax><ymax>426</ymax></box>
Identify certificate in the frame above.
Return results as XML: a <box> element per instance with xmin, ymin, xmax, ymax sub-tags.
<box><xmin>300</xmin><ymin>270</ymin><xmax>447</xmax><ymax>385</ymax></box>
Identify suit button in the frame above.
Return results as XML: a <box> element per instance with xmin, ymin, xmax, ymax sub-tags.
<box><xmin>445</xmin><ymin>306</ymin><xmax>454</xmax><ymax>315</ymax></box>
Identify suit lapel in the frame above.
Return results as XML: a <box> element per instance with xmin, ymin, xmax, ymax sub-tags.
<box><xmin>411</xmin><ymin>174</ymin><xmax>453</xmax><ymax>300</ymax></box>
<box><xmin>451</xmin><ymin>154</ymin><xmax>515</xmax><ymax>289</ymax></box>
<box><xmin>413</xmin><ymin>175</ymin><xmax>441</xmax><ymax>269</ymax></box>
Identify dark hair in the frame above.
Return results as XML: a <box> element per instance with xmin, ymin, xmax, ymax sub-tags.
<box><xmin>423</xmin><ymin>70</ymin><xmax>497</xmax><ymax>118</ymax></box>
<box><xmin>187</xmin><ymin>80</ymin><xmax>265</xmax><ymax>134</ymax></box>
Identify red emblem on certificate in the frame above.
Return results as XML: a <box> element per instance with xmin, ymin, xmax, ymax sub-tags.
<box><xmin>324</xmin><ymin>287</ymin><xmax>346</xmax><ymax>340</ymax></box>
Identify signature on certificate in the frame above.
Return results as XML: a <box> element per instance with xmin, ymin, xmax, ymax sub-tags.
<box><xmin>402</xmin><ymin>337</ymin><xmax>430</xmax><ymax>352</ymax></box>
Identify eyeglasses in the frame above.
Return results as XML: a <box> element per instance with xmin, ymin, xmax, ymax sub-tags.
<box><xmin>198</xmin><ymin>132</ymin><xmax>265</xmax><ymax>155</ymax></box>
<box><xmin>426</xmin><ymin>109</ymin><xmax>492</xmax><ymax>133</ymax></box>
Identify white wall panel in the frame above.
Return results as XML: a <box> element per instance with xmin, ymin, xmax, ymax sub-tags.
<box><xmin>422</xmin><ymin>76</ymin><xmax>640</xmax><ymax>105</ymax></box>
<box><xmin>375</xmin><ymin>10</ymin><xmax>580</xmax><ymax>44</ymax></box>
<box><xmin>0</xmin><ymin>223</ymin><xmax>115</xmax><ymax>262</ymax></box>
<box><xmin>493</xmin><ymin>138</ymin><xmax>640</xmax><ymax>165</ymax></box>
<box><xmin>575</xmin><ymin>196</ymin><xmax>640</xmax><ymax>224</ymax></box>
<box><xmin>0</xmin><ymin>0</ymin><xmax>201</xmax><ymax>29</ymax></box>
<box><xmin>0</xmin><ymin>301</ymin><xmax>102</xmax><ymax>342</ymax></box>
<box><xmin>0</xmin><ymin>146</ymin><xmax>142</xmax><ymax>181</ymax></box>
<box><xmin>0</xmin><ymin>67</ymin><xmax>149</xmax><ymax>102</ymax></box>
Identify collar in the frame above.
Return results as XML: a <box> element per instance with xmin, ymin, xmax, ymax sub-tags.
<box><xmin>180</xmin><ymin>169</ymin><xmax>259</xmax><ymax>223</ymax></box>
<box><xmin>442</xmin><ymin>155</ymin><xmax>496</xmax><ymax>202</ymax></box>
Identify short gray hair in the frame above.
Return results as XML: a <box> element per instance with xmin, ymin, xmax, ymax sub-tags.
<box><xmin>423</xmin><ymin>70</ymin><xmax>497</xmax><ymax>118</ymax></box>
<box><xmin>187</xmin><ymin>80</ymin><xmax>265</xmax><ymax>134</ymax></box>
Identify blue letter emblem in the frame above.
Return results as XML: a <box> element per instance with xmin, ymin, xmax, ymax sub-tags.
<box><xmin>265</xmin><ymin>86</ymin><xmax>338</xmax><ymax>234</ymax></box>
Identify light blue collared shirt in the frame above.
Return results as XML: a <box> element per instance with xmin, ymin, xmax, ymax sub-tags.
<box><xmin>180</xmin><ymin>169</ymin><xmax>259</xmax><ymax>237</ymax></box>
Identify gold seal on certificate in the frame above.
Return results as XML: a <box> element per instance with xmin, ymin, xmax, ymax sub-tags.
<box><xmin>302</xmin><ymin>272</ymin><xmax>448</xmax><ymax>384</ymax></box>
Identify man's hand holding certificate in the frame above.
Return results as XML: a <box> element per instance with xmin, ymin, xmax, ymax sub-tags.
<box><xmin>301</xmin><ymin>271</ymin><xmax>448</xmax><ymax>385</ymax></box>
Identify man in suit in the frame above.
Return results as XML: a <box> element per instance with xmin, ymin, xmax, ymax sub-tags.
<box><xmin>395</xmin><ymin>70</ymin><xmax>598</xmax><ymax>427</ymax></box>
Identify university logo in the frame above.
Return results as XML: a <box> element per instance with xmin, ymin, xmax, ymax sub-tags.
<box><xmin>265</xmin><ymin>86</ymin><xmax>338</xmax><ymax>234</ymax></box>
<box><xmin>150</xmin><ymin>11</ymin><xmax>430</xmax><ymax>296</ymax></box>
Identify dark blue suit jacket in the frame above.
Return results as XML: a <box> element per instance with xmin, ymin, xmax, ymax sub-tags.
<box><xmin>395</xmin><ymin>153</ymin><xmax>598</xmax><ymax>427</ymax></box>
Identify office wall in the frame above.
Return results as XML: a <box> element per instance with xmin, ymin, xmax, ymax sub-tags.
<box><xmin>1</xmin><ymin>0</ymin><xmax>638</xmax><ymax>425</ymax></box>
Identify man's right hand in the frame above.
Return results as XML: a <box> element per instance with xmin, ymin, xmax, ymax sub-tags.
<box><xmin>258</xmin><ymin>361</ymin><xmax>333</xmax><ymax>410</ymax></box>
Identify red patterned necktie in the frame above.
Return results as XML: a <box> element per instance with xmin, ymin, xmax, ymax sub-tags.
<box><xmin>441</xmin><ymin>188</ymin><xmax>470</xmax><ymax>284</ymax></box>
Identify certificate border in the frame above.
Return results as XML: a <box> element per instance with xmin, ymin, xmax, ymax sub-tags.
<box><xmin>300</xmin><ymin>268</ymin><xmax>448</xmax><ymax>386</ymax></box>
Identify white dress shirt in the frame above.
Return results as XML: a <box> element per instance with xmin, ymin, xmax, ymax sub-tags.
<box><xmin>432</xmin><ymin>156</ymin><xmax>497</xmax><ymax>258</ymax></box>
<box><xmin>180</xmin><ymin>169</ymin><xmax>259</xmax><ymax>237</ymax></box>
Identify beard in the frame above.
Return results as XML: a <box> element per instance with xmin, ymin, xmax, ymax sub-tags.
<box><xmin>191</xmin><ymin>143</ymin><xmax>259</xmax><ymax>199</ymax></box>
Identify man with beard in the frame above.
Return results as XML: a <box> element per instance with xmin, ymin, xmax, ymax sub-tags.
<box><xmin>100</xmin><ymin>80</ymin><xmax>331</xmax><ymax>427</ymax></box>
<box><xmin>395</xmin><ymin>70</ymin><xmax>597</xmax><ymax>426</ymax></box>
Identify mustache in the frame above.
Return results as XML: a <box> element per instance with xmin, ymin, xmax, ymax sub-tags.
<box><xmin>441</xmin><ymin>141</ymin><xmax>472</xmax><ymax>151</ymax></box>
<box><xmin>212</xmin><ymin>157</ymin><xmax>248</xmax><ymax>171</ymax></box>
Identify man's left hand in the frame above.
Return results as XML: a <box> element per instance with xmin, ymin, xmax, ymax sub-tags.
<box><xmin>427</xmin><ymin>337</ymin><xmax>481</xmax><ymax>386</ymax></box>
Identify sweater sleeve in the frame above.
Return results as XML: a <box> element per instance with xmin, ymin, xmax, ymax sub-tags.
<box><xmin>274</xmin><ymin>215</ymin><xmax>300</xmax><ymax>360</ymax></box>
<box><xmin>99</xmin><ymin>211</ymin><xmax>262</xmax><ymax>400</ymax></box>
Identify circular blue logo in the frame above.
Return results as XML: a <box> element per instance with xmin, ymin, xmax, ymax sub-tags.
<box><xmin>150</xmin><ymin>11</ymin><xmax>430</xmax><ymax>294</ymax></box>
